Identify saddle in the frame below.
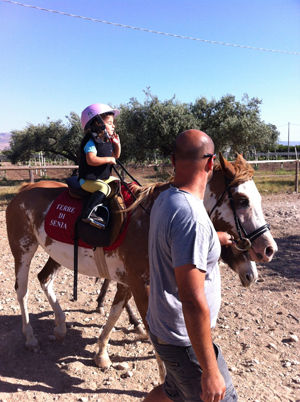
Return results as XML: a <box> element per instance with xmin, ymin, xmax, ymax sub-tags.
<box><xmin>66</xmin><ymin>176</ymin><xmax>126</xmax><ymax>249</ymax></box>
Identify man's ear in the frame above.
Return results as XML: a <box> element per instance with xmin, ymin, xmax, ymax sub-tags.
<box><xmin>207</xmin><ymin>157</ymin><xmax>214</xmax><ymax>171</ymax></box>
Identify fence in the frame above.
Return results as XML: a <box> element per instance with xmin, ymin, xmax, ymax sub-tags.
<box><xmin>253</xmin><ymin>151</ymin><xmax>298</xmax><ymax>160</ymax></box>
<box><xmin>0</xmin><ymin>160</ymin><xmax>299</xmax><ymax>193</ymax></box>
<box><xmin>0</xmin><ymin>165</ymin><xmax>78</xmax><ymax>183</ymax></box>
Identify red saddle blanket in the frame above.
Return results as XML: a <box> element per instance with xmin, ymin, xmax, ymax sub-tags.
<box><xmin>44</xmin><ymin>184</ymin><xmax>135</xmax><ymax>251</ymax></box>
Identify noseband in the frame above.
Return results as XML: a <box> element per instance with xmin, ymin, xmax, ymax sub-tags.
<box><xmin>209</xmin><ymin>177</ymin><xmax>270</xmax><ymax>252</ymax></box>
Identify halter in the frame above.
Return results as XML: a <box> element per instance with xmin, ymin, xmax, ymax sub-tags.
<box><xmin>209</xmin><ymin>177</ymin><xmax>270</xmax><ymax>252</ymax></box>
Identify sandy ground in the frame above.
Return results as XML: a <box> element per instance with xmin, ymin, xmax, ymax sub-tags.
<box><xmin>0</xmin><ymin>193</ymin><xmax>299</xmax><ymax>402</ymax></box>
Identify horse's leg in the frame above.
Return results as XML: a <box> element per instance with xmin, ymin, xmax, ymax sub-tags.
<box><xmin>94</xmin><ymin>283</ymin><xmax>133</xmax><ymax>369</ymax></box>
<box><xmin>38</xmin><ymin>257</ymin><xmax>66</xmax><ymax>342</ymax></box>
<box><xmin>96</xmin><ymin>279</ymin><xmax>145</xmax><ymax>334</ymax></box>
<box><xmin>14</xmin><ymin>244</ymin><xmax>39</xmax><ymax>351</ymax></box>
<box><xmin>124</xmin><ymin>302</ymin><xmax>145</xmax><ymax>335</ymax></box>
<box><xmin>96</xmin><ymin>278</ymin><xmax>111</xmax><ymax>315</ymax></box>
<box><xmin>130</xmin><ymin>280</ymin><xmax>166</xmax><ymax>383</ymax></box>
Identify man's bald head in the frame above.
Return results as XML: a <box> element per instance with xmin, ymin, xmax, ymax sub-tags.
<box><xmin>172</xmin><ymin>129</ymin><xmax>214</xmax><ymax>162</ymax></box>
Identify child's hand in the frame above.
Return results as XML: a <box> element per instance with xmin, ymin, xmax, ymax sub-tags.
<box><xmin>108</xmin><ymin>157</ymin><xmax>117</xmax><ymax>165</ymax></box>
<box><xmin>111</xmin><ymin>133</ymin><xmax>120</xmax><ymax>145</ymax></box>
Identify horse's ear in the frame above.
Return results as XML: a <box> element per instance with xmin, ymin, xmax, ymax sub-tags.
<box><xmin>235</xmin><ymin>153</ymin><xmax>246</xmax><ymax>164</ymax></box>
<box><xmin>218</xmin><ymin>152</ymin><xmax>236</xmax><ymax>180</ymax></box>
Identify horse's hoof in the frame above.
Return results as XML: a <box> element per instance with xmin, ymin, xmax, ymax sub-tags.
<box><xmin>54</xmin><ymin>327</ymin><xmax>67</xmax><ymax>343</ymax></box>
<box><xmin>25</xmin><ymin>339</ymin><xmax>40</xmax><ymax>352</ymax></box>
<box><xmin>134</xmin><ymin>323</ymin><xmax>146</xmax><ymax>335</ymax></box>
<box><xmin>96</xmin><ymin>306</ymin><xmax>105</xmax><ymax>315</ymax></box>
<box><xmin>94</xmin><ymin>353</ymin><xmax>111</xmax><ymax>369</ymax></box>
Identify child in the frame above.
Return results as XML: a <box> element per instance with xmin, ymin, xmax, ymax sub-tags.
<box><xmin>79</xmin><ymin>103</ymin><xmax>121</xmax><ymax>228</ymax></box>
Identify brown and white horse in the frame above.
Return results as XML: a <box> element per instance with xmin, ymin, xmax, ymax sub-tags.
<box><xmin>6</xmin><ymin>153</ymin><xmax>277</xmax><ymax>376</ymax></box>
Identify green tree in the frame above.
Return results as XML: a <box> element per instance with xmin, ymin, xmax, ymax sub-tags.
<box><xmin>6</xmin><ymin>92</ymin><xmax>280</xmax><ymax>166</ymax></box>
<box><xmin>191</xmin><ymin>94</ymin><xmax>280</xmax><ymax>154</ymax></box>
<box><xmin>116</xmin><ymin>89</ymin><xmax>199</xmax><ymax>163</ymax></box>
<box><xmin>7</xmin><ymin>112</ymin><xmax>83</xmax><ymax>164</ymax></box>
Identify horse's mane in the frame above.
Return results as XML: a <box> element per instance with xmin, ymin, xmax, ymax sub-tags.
<box><xmin>127</xmin><ymin>180</ymin><xmax>171</xmax><ymax>225</ymax></box>
<box><xmin>126</xmin><ymin>154</ymin><xmax>254</xmax><ymax>224</ymax></box>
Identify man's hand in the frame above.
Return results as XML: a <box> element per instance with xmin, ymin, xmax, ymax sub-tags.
<box><xmin>200</xmin><ymin>370</ymin><xmax>226</xmax><ymax>402</ymax></box>
<box><xmin>217</xmin><ymin>232</ymin><xmax>235</xmax><ymax>247</ymax></box>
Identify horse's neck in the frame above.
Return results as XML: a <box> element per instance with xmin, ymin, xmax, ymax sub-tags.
<box><xmin>129</xmin><ymin>181</ymin><xmax>171</xmax><ymax>226</ymax></box>
<box><xmin>204</xmin><ymin>169</ymin><xmax>225</xmax><ymax>213</ymax></box>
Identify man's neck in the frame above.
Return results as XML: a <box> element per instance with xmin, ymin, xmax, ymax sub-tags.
<box><xmin>172</xmin><ymin>176</ymin><xmax>207</xmax><ymax>200</ymax></box>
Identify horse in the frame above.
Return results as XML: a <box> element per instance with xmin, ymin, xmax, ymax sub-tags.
<box><xmin>6</xmin><ymin>153</ymin><xmax>277</xmax><ymax>379</ymax></box>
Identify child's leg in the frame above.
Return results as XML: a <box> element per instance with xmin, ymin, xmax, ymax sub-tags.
<box><xmin>81</xmin><ymin>180</ymin><xmax>111</xmax><ymax>228</ymax></box>
<box><xmin>81</xmin><ymin>180</ymin><xmax>111</xmax><ymax>196</ymax></box>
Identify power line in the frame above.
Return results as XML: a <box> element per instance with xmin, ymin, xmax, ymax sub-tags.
<box><xmin>2</xmin><ymin>0</ymin><xmax>300</xmax><ymax>55</ymax></box>
<box><xmin>277</xmin><ymin>124</ymin><xmax>300</xmax><ymax>128</ymax></box>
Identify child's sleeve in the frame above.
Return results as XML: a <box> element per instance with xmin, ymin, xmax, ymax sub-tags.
<box><xmin>84</xmin><ymin>139</ymin><xmax>97</xmax><ymax>154</ymax></box>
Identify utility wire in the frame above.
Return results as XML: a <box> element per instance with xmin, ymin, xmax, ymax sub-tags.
<box><xmin>2</xmin><ymin>0</ymin><xmax>300</xmax><ymax>55</ymax></box>
<box><xmin>277</xmin><ymin>123</ymin><xmax>300</xmax><ymax>128</ymax></box>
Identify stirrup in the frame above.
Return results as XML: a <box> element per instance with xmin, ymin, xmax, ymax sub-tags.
<box><xmin>82</xmin><ymin>205</ymin><xmax>109</xmax><ymax>229</ymax></box>
<box><xmin>88</xmin><ymin>218</ymin><xmax>107</xmax><ymax>229</ymax></box>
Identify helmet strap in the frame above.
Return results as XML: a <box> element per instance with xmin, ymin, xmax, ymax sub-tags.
<box><xmin>94</xmin><ymin>115</ymin><xmax>106</xmax><ymax>132</ymax></box>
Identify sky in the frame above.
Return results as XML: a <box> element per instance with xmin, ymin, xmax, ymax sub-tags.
<box><xmin>0</xmin><ymin>0</ymin><xmax>300</xmax><ymax>144</ymax></box>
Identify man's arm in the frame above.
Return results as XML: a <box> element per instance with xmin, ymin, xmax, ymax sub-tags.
<box><xmin>174</xmin><ymin>264</ymin><xmax>226</xmax><ymax>402</ymax></box>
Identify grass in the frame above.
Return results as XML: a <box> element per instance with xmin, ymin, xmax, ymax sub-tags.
<box><xmin>254</xmin><ymin>169</ymin><xmax>294</xmax><ymax>177</ymax></box>
<box><xmin>0</xmin><ymin>186</ymin><xmax>21</xmax><ymax>210</ymax></box>
<box><xmin>253</xmin><ymin>169</ymin><xmax>297</xmax><ymax>194</ymax></box>
<box><xmin>254</xmin><ymin>177</ymin><xmax>296</xmax><ymax>194</ymax></box>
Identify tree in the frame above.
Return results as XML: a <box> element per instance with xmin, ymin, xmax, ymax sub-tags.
<box><xmin>6</xmin><ymin>92</ymin><xmax>280</xmax><ymax>165</ymax></box>
<box><xmin>190</xmin><ymin>94</ymin><xmax>280</xmax><ymax>154</ymax></box>
<box><xmin>116</xmin><ymin>89</ymin><xmax>199</xmax><ymax>163</ymax></box>
<box><xmin>7</xmin><ymin>112</ymin><xmax>83</xmax><ymax>164</ymax></box>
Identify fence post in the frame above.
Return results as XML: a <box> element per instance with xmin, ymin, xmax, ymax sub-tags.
<box><xmin>295</xmin><ymin>160</ymin><xmax>299</xmax><ymax>193</ymax></box>
<box><xmin>29</xmin><ymin>169</ymin><xmax>34</xmax><ymax>183</ymax></box>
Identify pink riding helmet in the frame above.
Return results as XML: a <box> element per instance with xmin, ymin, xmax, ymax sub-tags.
<box><xmin>81</xmin><ymin>103</ymin><xmax>120</xmax><ymax>130</ymax></box>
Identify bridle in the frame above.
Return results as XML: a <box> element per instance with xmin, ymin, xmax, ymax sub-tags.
<box><xmin>209</xmin><ymin>177</ymin><xmax>270</xmax><ymax>252</ymax></box>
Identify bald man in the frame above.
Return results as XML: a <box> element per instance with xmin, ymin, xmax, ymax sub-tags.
<box><xmin>144</xmin><ymin>130</ymin><xmax>238</xmax><ymax>402</ymax></box>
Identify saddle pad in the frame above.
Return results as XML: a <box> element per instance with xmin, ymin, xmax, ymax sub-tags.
<box><xmin>44</xmin><ymin>184</ymin><xmax>137</xmax><ymax>251</ymax></box>
<box><xmin>45</xmin><ymin>189</ymin><xmax>92</xmax><ymax>249</ymax></box>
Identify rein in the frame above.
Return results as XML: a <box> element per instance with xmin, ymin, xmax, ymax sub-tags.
<box><xmin>113</xmin><ymin>161</ymin><xmax>150</xmax><ymax>216</ymax></box>
<box><xmin>209</xmin><ymin>177</ymin><xmax>270</xmax><ymax>252</ymax></box>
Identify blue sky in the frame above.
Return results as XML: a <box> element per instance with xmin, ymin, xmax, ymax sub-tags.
<box><xmin>1</xmin><ymin>0</ymin><xmax>299</xmax><ymax>143</ymax></box>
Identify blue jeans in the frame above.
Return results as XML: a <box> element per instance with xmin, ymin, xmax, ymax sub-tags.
<box><xmin>149</xmin><ymin>331</ymin><xmax>238</xmax><ymax>402</ymax></box>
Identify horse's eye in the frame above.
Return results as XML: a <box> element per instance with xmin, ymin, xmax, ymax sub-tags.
<box><xmin>238</xmin><ymin>198</ymin><xmax>249</xmax><ymax>208</ymax></box>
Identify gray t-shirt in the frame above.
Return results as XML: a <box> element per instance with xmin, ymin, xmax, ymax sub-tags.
<box><xmin>146</xmin><ymin>185</ymin><xmax>221</xmax><ymax>346</ymax></box>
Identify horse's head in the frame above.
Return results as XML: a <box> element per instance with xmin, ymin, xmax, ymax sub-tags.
<box><xmin>204</xmin><ymin>152</ymin><xmax>278</xmax><ymax>287</ymax></box>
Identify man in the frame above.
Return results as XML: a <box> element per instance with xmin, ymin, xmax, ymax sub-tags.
<box><xmin>144</xmin><ymin>130</ymin><xmax>238</xmax><ymax>402</ymax></box>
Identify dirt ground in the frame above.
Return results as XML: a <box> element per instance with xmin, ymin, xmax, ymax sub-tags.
<box><xmin>0</xmin><ymin>181</ymin><xmax>299</xmax><ymax>401</ymax></box>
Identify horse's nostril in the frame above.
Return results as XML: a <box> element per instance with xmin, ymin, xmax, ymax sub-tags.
<box><xmin>265</xmin><ymin>246</ymin><xmax>274</xmax><ymax>258</ymax></box>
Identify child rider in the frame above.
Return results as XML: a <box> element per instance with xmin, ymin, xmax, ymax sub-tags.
<box><xmin>79</xmin><ymin>103</ymin><xmax>121</xmax><ymax>228</ymax></box>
